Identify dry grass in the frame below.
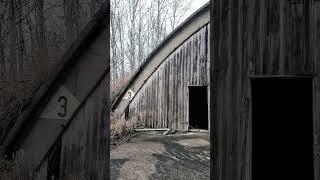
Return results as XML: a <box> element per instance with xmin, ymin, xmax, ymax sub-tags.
<box><xmin>0</xmin><ymin>81</ymin><xmax>36</xmax><ymax>179</ymax></box>
<box><xmin>111</xmin><ymin>75</ymin><xmax>131</xmax><ymax>97</ymax></box>
<box><xmin>0</xmin><ymin>81</ymin><xmax>37</xmax><ymax>143</ymax></box>
<box><xmin>0</xmin><ymin>153</ymin><xmax>31</xmax><ymax>180</ymax></box>
<box><xmin>110</xmin><ymin>112</ymin><xmax>143</xmax><ymax>144</ymax></box>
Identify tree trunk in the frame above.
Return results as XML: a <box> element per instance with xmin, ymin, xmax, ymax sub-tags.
<box><xmin>73</xmin><ymin>0</ymin><xmax>81</xmax><ymax>38</ymax></box>
<box><xmin>0</xmin><ymin>12</ymin><xmax>5</xmax><ymax>80</ymax></box>
<box><xmin>128</xmin><ymin>0</ymin><xmax>139</xmax><ymax>73</ymax></box>
<box><xmin>117</xmin><ymin>14</ymin><xmax>125</xmax><ymax>79</ymax></box>
<box><xmin>90</xmin><ymin>0</ymin><xmax>104</xmax><ymax>17</ymax></box>
<box><xmin>111</xmin><ymin>7</ymin><xmax>118</xmax><ymax>86</ymax></box>
<box><xmin>17</xmin><ymin>0</ymin><xmax>25</xmax><ymax>81</ymax></box>
<box><xmin>35</xmin><ymin>0</ymin><xmax>49</xmax><ymax>81</ymax></box>
<box><xmin>26</xmin><ymin>5</ymin><xmax>37</xmax><ymax>81</ymax></box>
<box><xmin>8</xmin><ymin>0</ymin><xmax>18</xmax><ymax>81</ymax></box>
<box><xmin>137</xmin><ymin>7</ymin><xmax>143</xmax><ymax>65</ymax></box>
<box><xmin>64</xmin><ymin>0</ymin><xmax>73</xmax><ymax>48</ymax></box>
<box><xmin>64</xmin><ymin>0</ymin><xmax>81</xmax><ymax>48</ymax></box>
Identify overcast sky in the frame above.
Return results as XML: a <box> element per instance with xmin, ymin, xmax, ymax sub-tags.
<box><xmin>176</xmin><ymin>0</ymin><xmax>209</xmax><ymax>28</ymax></box>
<box><xmin>190</xmin><ymin>0</ymin><xmax>210</xmax><ymax>13</ymax></box>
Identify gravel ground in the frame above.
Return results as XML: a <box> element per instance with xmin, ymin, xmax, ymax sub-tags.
<box><xmin>110</xmin><ymin>131</ymin><xmax>210</xmax><ymax>180</ymax></box>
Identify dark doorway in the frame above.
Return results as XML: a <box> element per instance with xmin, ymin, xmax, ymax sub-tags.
<box><xmin>251</xmin><ymin>78</ymin><xmax>314</xmax><ymax>180</ymax></box>
<box><xmin>189</xmin><ymin>86</ymin><xmax>208</xmax><ymax>129</ymax></box>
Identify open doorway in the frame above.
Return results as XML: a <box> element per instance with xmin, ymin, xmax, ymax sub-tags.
<box><xmin>251</xmin><ymin>78</ymin><xmax>314</xmax><ymax>179</ymax></box>
<box><xmin>188</xmin><ymin>86</ymin><xmax>208</xmax><ymax>130</ymax></box>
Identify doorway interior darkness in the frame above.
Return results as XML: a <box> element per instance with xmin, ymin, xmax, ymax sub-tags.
<box><xmin>251</xmin><ymin>78</ymin><xmax>314</xmax><ymax>180</ymax></box>
<box><xmin>189</xmin><ymin>86</ymin><xmax>208</xmax><ymax>130</ymax></box>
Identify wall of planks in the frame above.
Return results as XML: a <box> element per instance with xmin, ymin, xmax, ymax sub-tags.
<box><xmin>128</xmin><ymin>26</ymin><xmax>209</xmax><ymax>131</ymax></box>
<box><xmin>211</xmin><ymin>0</ymin><xmax>320</xmax><ymax>179</ymax></box>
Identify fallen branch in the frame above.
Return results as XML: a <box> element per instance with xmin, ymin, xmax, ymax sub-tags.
<box><xmin>163</xmin><ymin>129</ymin><xmax>171</xmax><ymax>135</ymax></box>
<box><xmin>134</xmin><ymin>128</ymin><xmax>170</xmax><ymax>132</ymax></box>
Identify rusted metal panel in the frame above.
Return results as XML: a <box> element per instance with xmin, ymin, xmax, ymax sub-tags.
<box><xmin>211</xmin><ymin>0</ymin><xmax>317</xmax><ymax>179</ymax></box>
<box><xmin>128</xmin><ymin>26</ymin><xmax>209</xmax><ymax>131</ymax></box>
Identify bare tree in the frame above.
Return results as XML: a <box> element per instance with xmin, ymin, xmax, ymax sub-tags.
<box><xmin>111</xmin><ymin>0</ymin><xmax>130</xmax><ymax>85</ymax></box>
<box><xmin>90</xmin><ymin>0</ymin><xmax>104</xmax><ymax>17</ymax></box>
<box><xmin>0</xmin><ymin>3</ymin><xmax>6</xmax><ymax>80</ymax></box>
<box><xmin>64</xmin><ymin>0</ymin><xmax>81</xmax><ymax>47</ymax></box>
<box><xmin>35</xmin><ymin>0</ymin><xmax>49</xmax><ymax>81</ymax></box>
<box><xmin>154</xmin><ymin>0</ymin><xmax>169</xmax><ymax>46</ymax></box>
<box><xmin>17</xmin><ymin>0</ymin><xmax>25</xmax><ymax>81</ymax></box>
<box><xmin>111</xmin><ymin>0</ymin><xmax>119</xmax><ymax>86</ymax></box>
<box><xmin>8</xmin><ymin>0</ymin><xmax>18</xmax><ymax>81</ymax></box>
<box><xmin>116</xmin><ymin>10</ymin><xmax>125</xmax><ymax>80</ymax></box>
<box><xmin>110</xmin><ymin>0</ymin><xmax>193</xmax><ymax>90</ymax></box>
<box><xmin>0</xmin><ymin>0</ymin><xmax>106</xmax><ymax>83</ymax></box>
<box><xmin>126</xmin><ymin>0</ymin><xmax>140</xmax><ymax>73</ymax></box>
<box><xmin>169</xmin><ymin>0</ymin><xmax>192</xmax><ymax>31</ymax></box>
<box><xmin>26</xmin><ymin>2</ymin><xmax>38</xmax><ymax>81</ymax></box>
<box><xmin>136</xmin><ymin>1</ymin><xmax>145</xmax><ymax>65</ymax></box>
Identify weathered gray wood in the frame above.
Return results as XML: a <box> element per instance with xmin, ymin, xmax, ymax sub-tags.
<box><xmin>112</xmin><ymin>5</ymin><xmax>210</xmax><ymax>115</ymax></box>
<box><xmin>60</xmin><ymin>77</ymin><xmax>108</xmax><ymax>179</ymax></box>
<box><xmin>128</xmin><ymin>26</ymin><xmax>209</xmax><ymax>131</ymax></box>
<box><xmin>314</xmin><ymin>1</ymin><xmax>320</xmax><ymax>179</ymax></box>
<box><xmin>211</xmin><ymin>0</ymin><xmax>318</xmax><ymax>179</ymax></box>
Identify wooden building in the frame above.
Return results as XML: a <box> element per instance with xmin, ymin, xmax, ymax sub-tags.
<box><xmin>0</xmin><ymin>2</ymin><xmax>109</xmax><ymax>179</ymax></box>
<box><xmin>211</xmin><ymin>0</ymin><xmax>320</xmax><ymax>179</ymax></box>
<box><xmin>112</xmin><ymin>3</ymin><xmax>211</xmax><ymax>131</ymax></box>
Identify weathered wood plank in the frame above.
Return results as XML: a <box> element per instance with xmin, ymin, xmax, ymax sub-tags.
<box><xmin>212</xmin><ymin>0</ymin><xmax>316</xmax><ymax>179</ymax></box>
<box><xmin>128</xmin><ymin>26</ymin><xmax>209</xmax><ymax>130</ymax></box>
<box><xmin>314</xmin><ymin>1</ymin><xmax>320</xmax><ymax>179</ymax></box>
<box><xmin>60</xmin><ymin>77</ymin><xmax>108</xmax><ymax>179</ymax></box>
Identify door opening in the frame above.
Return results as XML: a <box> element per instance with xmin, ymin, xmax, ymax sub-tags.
<box><xmin>189</xmin><ymin>86</ymin><xmax>208</xmax><ymax>130</ymax></box>
<box><xmin>251</xmin><ymin>78</ymin><xmax>313</xmax><ymax>179</ymax></box>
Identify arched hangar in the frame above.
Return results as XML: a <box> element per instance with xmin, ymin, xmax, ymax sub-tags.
<box><xmin>112</xmin><ymin>3</ymin><xmax>210</xmax><ymax>131</ymax></box>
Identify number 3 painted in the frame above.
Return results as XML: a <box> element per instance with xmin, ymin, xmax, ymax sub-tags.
<box><xmin>57</xmin><ymin>96</ymin><xmax>67</xmax><ymax>117</ymax></box>
<box><xmin>128</xmin><ymin>92</ymin><xmax>132</xmax><ymax>99</ymax></box>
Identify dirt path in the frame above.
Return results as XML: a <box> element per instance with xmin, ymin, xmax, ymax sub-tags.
<box><xmin>110</xmin><ymin>132</ymin><xmax>210</xmax><ymax>180</ymax></box>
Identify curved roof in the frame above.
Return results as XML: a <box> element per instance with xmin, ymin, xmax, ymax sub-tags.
<box><xmin>112</xmin><ymin>2</ymin><xmax>210</xmax><ymax>111</ymax></box>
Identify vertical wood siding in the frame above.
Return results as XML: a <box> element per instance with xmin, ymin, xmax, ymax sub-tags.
<box><xmin>60</xmin><ymin>79</ymin><xmax>108</xmax><ymax>179</ymax></box>
<box><xmin>212</xmin><ymin>0</ymin><xmax>319</xmax><ymax>179</ymax></box>
<box><xmin>128</xmin><ymin>26</ymin><xmax>209</xmax><ymax>131</ymax></box>
<box><xmin>314</xmin><ymin>1</ymin><xmax>320</xmax><ymax>179</ymax></box>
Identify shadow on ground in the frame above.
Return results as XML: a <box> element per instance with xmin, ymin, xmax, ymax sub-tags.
<box><xmin>110</xmin><ymin>159</ymin><xmax>129</xmax><ymax>180</ymax></box>
<box><xmin>110</xmin><ymin>132</ymin><xmax>209</xmax><ymax>180</ymax></box>
<box><xmin>146</xmin><ymin>134</ymin><xmax>209</xmax><ymax>179</ymax></box>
